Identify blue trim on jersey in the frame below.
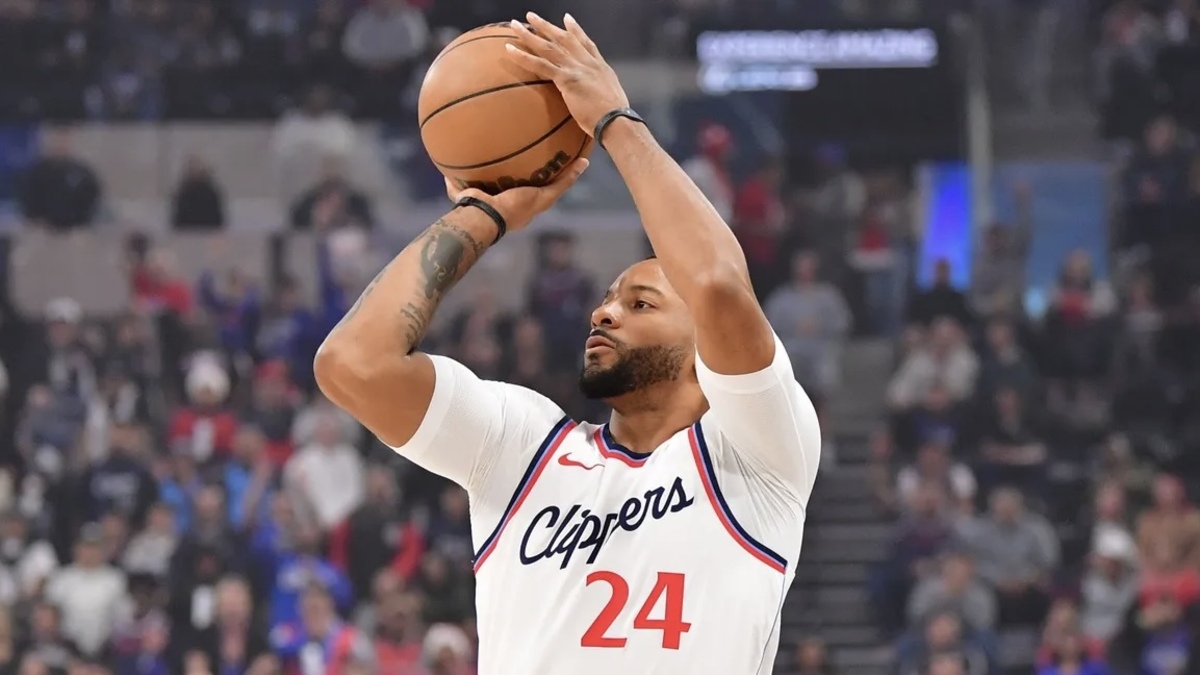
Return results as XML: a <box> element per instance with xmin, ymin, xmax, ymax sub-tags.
<box><xmin>601</xmin><ymin>424</ymin><xmax>653</xmax><ymax>460</ymax></box>
<box><xmin>471</xmin><ymin>415</ymin><xmax>573</xmax><ymax>565</ymax></box>
<box><xmin>693</xmin><ymin>422</ymin><xmax>789</xmax><ymax>570</ymax></box>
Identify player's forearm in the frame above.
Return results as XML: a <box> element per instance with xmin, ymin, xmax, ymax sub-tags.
<box><xmin>602</xmin><ymin>118</ymin><xmax>752</xmax><ymax>298</ymax></box>
<box><xmin>318</xmin><ymin>208</ymin><xmax>494</xmax><ymax>364</ymax></box>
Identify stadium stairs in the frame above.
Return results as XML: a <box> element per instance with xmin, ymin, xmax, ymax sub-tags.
<box><xmin>775</xmin><ymin>339</ymin><xmax>896</xmax><ymax>675</ymax></box>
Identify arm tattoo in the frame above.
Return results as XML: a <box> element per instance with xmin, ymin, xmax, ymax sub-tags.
<box><xmin>329</xmin><ymin>216</ymin><xmax>490</xmax><ymax>352</ymax></box>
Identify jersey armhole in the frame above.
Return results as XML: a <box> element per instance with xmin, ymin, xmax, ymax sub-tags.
<box><xmin>471</xmin><ymin>416</ymin><xmax>576</xmax><ymax>574</ymax></box>
<box><xmin>687</xmin><ymin>422</ymin><xmax>789</xmax><ymax>574</ymax></box>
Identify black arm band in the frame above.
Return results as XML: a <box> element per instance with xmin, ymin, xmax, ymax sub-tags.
<box><xmin>454</xmin><ymin>196</ymin><xmax>507</xmax><ymax>245</ymax></box>
<box><xmin>593</xmin><ymin>107</ymin><xmax>646</xmax><ymax>150</ymax></box>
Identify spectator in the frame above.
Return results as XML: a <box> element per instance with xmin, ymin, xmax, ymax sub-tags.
<box><xmin>289</xmin><ymin>164</ymin><xmax>375</xmax><ymax>231</ymax></box>
<box><xmin>526</xmin><ymin>231</ymin><xmax>594</xmax><ymax>374</ymax></box>
<box><xmin>424</xmin><ymin>487</ymin><xmax>472</xmax><ymax>572</ymax></box>
<box><xmin>370</xmin><ymin>590</ymin><xmax>427</xmax><ymax>672</ymax></box>
<box><xmin>413</xmin><ymin>553</ymin><xmax>472</xmax><ymax>626</ymax></box>
<box><xmin>197</xmin><ymin>258</ymin><xmax>260</xmax><ymax>371</ymax></box>
<box><xmin>1041</xmin><ymin>250</ymin><xmax>1117</xmax><ymax>387</ymax></box>
<box><xmin>121</xmin><ymin>502</ymin><xmax>177</xmax><ymax>579</ymax></box>
<box><xmin>256</xmin><ymin>277</ymin><xmax>321</xmax><ymax>391</ymax></box>
<box><xmin>792</xmin><ymin>637</ymin><xmax>838</xmax><ymax>675</ymax></box>
<box><xmin>185</xmin><ymin>576</ymin><xmax>270</xmax><ymax>674</ymax></box>
<box><xmin>1135</xmin><ymin>474</ymin><xmax>1200</xmax><ymax>573</ymax></box>
<box><xmin>976</xmin><ymin>387</ymin><xmax>1048</xmax><ymax>497</ymax></box>
<box><xmin>679</xmin><ymin>123</ymin><xmax>735</xmax><ymax>223</ymax></box>
<box><xmin>274</xmin><ymin>85</ymin><xmax>358</xmax><ymax>201</ymax></box>
<box><xmin>0</xmin><ymin>511</ymin><xmax>58</xmax><ymax>602</ymax></box>
<box><xmin>270</xmin><ymin>584</ymin><xmax>368</xmax><ymax>672</ymax></box>
<box><xmin>300</xmin><ymin>0</ymin><xmax>353</xmax><ymax>83</ymax></box>
<box><xmin>342</xmin><ymin>0</ymin><xmax>429</xmax><ymax>117</ymax></box>
<box><xmin>970</xmin><ymin>184</ymin><xmax>1032</xmax><ymax>320</ymax></box>
<box><xmin>976</xmin><ymin>316</ymin><xmax>1039</xmax><ymax>403</ymax></box>
<box><xmin>16</xmin><ymin>602</ymin><xmax>81</xmax><ymax>672</ymax></box>
<box><xmin>1123</xmin><ymin>116</ymin><xmax>1192</xmax><ymax>230</ymax></box>
<box><xmin>422</xmin><ymin>622</ymin><xmax>474</xmax><ymax>675</ymax></box>
<box><xmin>957</xmin><ymin>488</ymin><xmax>1059</xmax><ymax>626</ymax></box>
<box><xmin>1080</xmin><ymin>528</ymin><xmax>1139</xmax><ymax>647</ymax></box>
<box><xmin>170</xmin><ymin>156</ymin><xmax>226</xmax><ymax>230</ymax></box>
<box><xmin>895</xmin><ymin>439</ymin><xmax>977</xmax><ymax>516</ymax></box>
<box><xmin>266</xmin><ymin>522</ymin><xmax>351</xmax><ymax>631</ymax></box>
<box><xmin>223</xmin><ymin>426</ymin><xmax>276</xmax><ymax>533</ymax></box>
<box><xmin>1036</xmin><ymin>630</ymin><xmax>1111</xmax><ymax>675</ymax></box>
<box><xmin>171</xmin><ymin>485</ymin><xmax>239</xmax><ymax>585</ymax></box>
<box><xmin>908</xmin><ymin>259</ymin><xmax>973</xmax><ymax>328</ymax></box>
<box><xmin>245</xmin><ymin>362</ymin><xmax>301</xmax><ymax>466</ymax></box>
<box><xmin>870</xmin><ymin>485</ymin><xmax>955</xmax><ymax>633</ymax></box>
<box><xmin>1163</xmin><ymin>0</ymin><xmax>1200</xmax><ymax>44</ymax></box>
<box><xmin>109</xmin><ymin>573</ymin><xmax>169</xmax><ymax>663</ymax></box>
<box><xmin>172</xmin><ymin>0</ymin><xmax>242</xmax><ymax>70</ymax></box>
<box><xmin>908</xmin><ymin>550</ymin><xmax>998</xmax><ymax>632</ymax></box>
<box><xmin>334</xmin><ymin>465</ymin><xmax>424</xmax><ymax>597</ymax></box>
<box><xmin>446</xmin><ymin>287</ymin><xmax>513</xmax><ymax>380</ymax></box>
<box><xmin>284</xmin><ymin>410</ymin><xmax>364</xmax><ymax>532</ymax></box>
<box><xmin>17</xmin><ymin>128</ymin><xmax>101</xmax><ymax>230</ymax></box>
<box><xmin>1135</xmin><ymin>594</ymin><xmax>1191</xmax><ymax>675</ymax></box>
<box><xmin>894</xmin><ymin>609</ymin><xmax>993</xmax><ymax>675</ymax></box>
<box><xmin>766</xmin><ymin>251</ymin><xmax>851</xmax><ymax>456</ymax></box>
<box><xmin>45</xmin><ymin>524</ymin><xmax>127</xmax><ymax>656</ymax></box>
<box><xmin>733</xmin><ymin>157</ymin><xmax>786</xmax><ymax>293</ymax></box>
<box><xmin>168</xmin><ymin>358</ymin><xmax>237</xmax><ymax>466</ymax></box>
<box><xmin>888</xmin><ymin>318</ymin><xmax>979</xmax><ymax>412</ymax></box>
<box><xmin>82</xmin><ymin>422</ymin><xmax>158</xmax><ymax>526</ymax></box>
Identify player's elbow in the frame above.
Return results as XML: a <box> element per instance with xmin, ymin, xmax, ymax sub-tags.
<box><xmin>313</xmin><ymin>338</ymin><xmax>363</xmax><ymax>407</ymax></box>
<box><xmin>314</xmin><ymin>334</ymin><xmax>399</xmax><ymax>413</ymax></box>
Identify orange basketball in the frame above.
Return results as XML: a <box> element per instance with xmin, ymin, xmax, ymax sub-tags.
<box><xmin>417</xmin><ymin>23</ymin><xmax>592</xmax><ymax>195</ymax></box>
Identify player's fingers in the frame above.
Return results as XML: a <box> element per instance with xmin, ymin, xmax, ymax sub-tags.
<box><xmin>508</xmin><ymin>20</ymin><xmax>558</xmax><ymax>58</ymax></box>
<box><xmin>503</xmin><ymin>43</ymin><xmax>559</xmax><ymax>78</ymax></box>
<box><xmin>444</xmin><ymin>177</ymin><xmax>462</xmax><ymax>202</ymax></box>
<box><xmin>563</xmin><ymin>14</ymin><xmax>602</xmax><ymax>59</ymax></box>
<box><xmin>526</xmin><ymin>12</ymin><xmax>571</xmax><ymax>45</ymax></box>
<box><xmin>542</xmin><ymin>158</ymin><xmax>589</xmax><ymax>199</ymax></box>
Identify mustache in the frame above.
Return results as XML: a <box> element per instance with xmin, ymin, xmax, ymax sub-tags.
<box><xmin>588</xmin><ymin>328</ymin><xmax>623</xmax><ymax>347</ymax></box>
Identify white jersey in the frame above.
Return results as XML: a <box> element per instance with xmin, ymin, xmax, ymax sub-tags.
<box><xmin>390</xmin><ymin>333</ymin><xmax>821</xmax><ymax>674</ymax></box>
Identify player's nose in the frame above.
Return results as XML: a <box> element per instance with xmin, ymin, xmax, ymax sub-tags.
<box><xmin>589</xmin><ymin>300</ymin><xmax>621</xmax><ymax>330</ymax></box>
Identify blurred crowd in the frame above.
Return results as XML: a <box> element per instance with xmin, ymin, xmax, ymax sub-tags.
<box><xmin>0</xmin><ymin>0</ymin><xmax>965</xmax><ymax>124</ymax></box>
<box><xmin>1097</xmin><ymin>0</ymin><xmax>1200</xmax><ymax>140</ymax></box>
<box><xmin>864</xmin><ymin>111</ymin><xmax>1200</xmax><ymax>673</ymax></box>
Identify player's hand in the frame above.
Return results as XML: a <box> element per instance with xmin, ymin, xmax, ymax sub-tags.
<box><xmin>443</xmin><ymin>158</ymin><xmax>589</xmax><ymax>233</ymax></box>
<box><xmin>505</xmin><ymin>13</ymin><xmax>630</xmax><ymax>135</ymax></box>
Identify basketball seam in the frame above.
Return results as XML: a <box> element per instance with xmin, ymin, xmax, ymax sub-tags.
<box><xmin>430</xmin><ymin>115</ymin><xmax>575</xmax><ymax>171</ymax></box>
<box><xmin>430</xmin><ymin>34</ymin><xmax>513</xmax><ymax>67</ymax></box>
<box><xmin>418</xmin><ymin>80</ymin><xmax>556</xmax><ymax>129</ymax></box>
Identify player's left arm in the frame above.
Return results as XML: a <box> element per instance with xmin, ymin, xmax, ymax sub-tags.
<box><xmin>509</xmin><ymin>14</ymin><xmax>820</xmax><ymax>497</ymax></box>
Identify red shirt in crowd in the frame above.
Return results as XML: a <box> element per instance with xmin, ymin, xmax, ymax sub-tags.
<box><xmin>131</xmin><ymin>265</ymin><xmax>193</xmax><ymax>315</ymax></box>
<box><xmin>169</xmin><ymin>407</ymin><xmax>239</xmax><ymax>463</ymax></box>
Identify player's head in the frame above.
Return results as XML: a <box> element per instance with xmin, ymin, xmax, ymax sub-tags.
<box><xmin>578</xmin><ymin>258</ymin><xmax>693</xmax><ymax>402</ymax></box>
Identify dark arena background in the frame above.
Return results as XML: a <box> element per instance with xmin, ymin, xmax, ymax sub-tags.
<box><xmin>0</xmin><ymin>0</ymin><xmax>1198</xmax><ymax>673</ymax></box>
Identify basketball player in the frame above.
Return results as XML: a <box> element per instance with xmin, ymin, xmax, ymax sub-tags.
<box><xmin>315</xmin><ymin>13</ymin><xmax>821</xmax><ymax>674</ymax></box>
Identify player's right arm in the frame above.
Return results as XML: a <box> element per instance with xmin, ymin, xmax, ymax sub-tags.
<box><xmin>313</xmin><ymin>161</ymin><xmax>588</xmax><ymax>485</ymax></box>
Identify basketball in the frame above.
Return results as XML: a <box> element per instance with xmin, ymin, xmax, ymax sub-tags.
<box><xmin>417</xmin><ymin>23</ymin><xmax>592</xmax><ymax>195</ymax></box>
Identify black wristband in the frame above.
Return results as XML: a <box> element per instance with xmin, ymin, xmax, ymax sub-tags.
<box><xmin>593</xmin><ymin>107</ymin><xmax>646</xmax><ymax>149</ymax></box>
<box><xmin>455</xmin><ymin>196</ymin><xmax>507</xmax><ymax>245</ymax></box>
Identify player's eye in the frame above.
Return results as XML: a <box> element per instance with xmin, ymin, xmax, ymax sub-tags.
<box><xmin>632</xmin><ymin>299</ymin><xmax>653</xmax><ymax>310</ymax></box>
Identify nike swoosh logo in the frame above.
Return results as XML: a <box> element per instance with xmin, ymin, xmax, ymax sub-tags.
<box><xmin>557</xmin><ymin>455</ymin><xmax>600</xmax><ymax>471</ymax></box>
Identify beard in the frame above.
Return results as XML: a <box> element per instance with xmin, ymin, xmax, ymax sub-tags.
<box><xmin>578</xmin><ymin>342</ymin><xmax>688</xmax><ymax>400</ymax></box>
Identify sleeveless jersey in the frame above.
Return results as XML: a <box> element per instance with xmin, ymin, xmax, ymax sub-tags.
<box><xmin>390</xmin><ymin>333</ymin><xmax>821</xmax><ymax>674</ymax></box>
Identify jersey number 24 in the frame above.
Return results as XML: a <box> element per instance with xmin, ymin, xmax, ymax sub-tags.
<box><xmin>581</xmin><ymin>571</ymin><xmax>692</xmax><ymax>650</ymax></box>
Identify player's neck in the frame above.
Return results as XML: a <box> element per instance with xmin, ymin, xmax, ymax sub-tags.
<box><xmin>604</xmin><ymin>383</ymin><xmax>708</xmax><ymax>454</ymax></box>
